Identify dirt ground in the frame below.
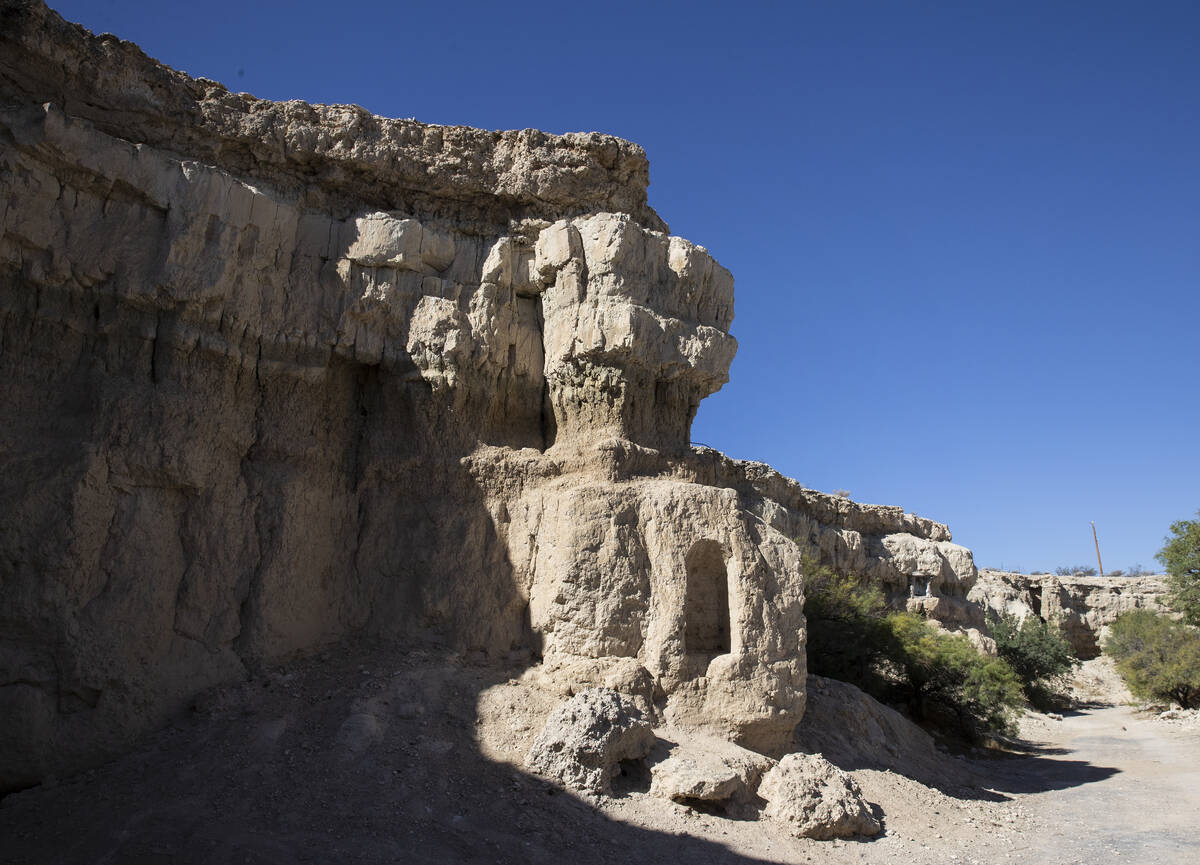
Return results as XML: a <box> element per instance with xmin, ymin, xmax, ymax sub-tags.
<box><xmin>2</xmin><ymin>650</ymin><xmax>1197</xmax><ymax>864</ymax></box>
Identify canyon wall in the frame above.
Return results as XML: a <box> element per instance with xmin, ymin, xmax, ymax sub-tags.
<box><xmin>0</xmin><ymin>0</ymin><xmax>977</xmax><ymax>790</ymax></box>
<box><xmin>970</xmin><ymin>570</ymin><xmax>1171</xmax><ymax>658</ymax></box>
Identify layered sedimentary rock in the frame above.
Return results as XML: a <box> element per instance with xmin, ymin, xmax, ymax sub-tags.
<box><xmin>0</xmin><ymin>0</ymin><xmax>977</xmax><ymax>790</ymax></box>
<box><xmin>970</xmin><ymin>570</ymin><xmax>1171</xmax><ymax>658</ymax></box>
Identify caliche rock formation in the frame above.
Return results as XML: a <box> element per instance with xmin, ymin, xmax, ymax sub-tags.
<box><xmin>970</xmin><ymin>570</ymin><xmax>1171</xmax><ymax>658</ymax></box>
<box><xmin>793</xmin><ymin>675</ymin><xmax>952</xmax><ymax>789</ymax></box>
<box><xmin>0</xmin><ymin>0</ymin><xmax>978</xmax><ymax>792</ymax></box>
<box><xmin>525</xmin><ymin>688</ymin><xmax>656</xmax><ymax>796</ymax></box>
<box><xmin>758</xmin><ymin>753</ymin><xmax>882</xmax><ymax>839</ymax></box>
<box><xmin>648</xmin><ymin>728</ymin><xmax>777</xmax><ymax>812</ymax></box>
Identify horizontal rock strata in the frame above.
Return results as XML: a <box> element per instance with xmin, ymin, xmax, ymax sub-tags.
<box><xmin>0</xmin><ymin>0</ymin><xmax>981</xmax><ymax>790</ymax></box>
<box><xmin>970</xmin><ymin>570</ymin><xmax>1171</xmax><ymax>658</ymax></box>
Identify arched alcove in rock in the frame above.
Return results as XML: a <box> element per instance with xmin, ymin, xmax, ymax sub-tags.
<box><xmin>684</xmin><ymin>539</ymin><xmax>731</xmax><ymax>660</ymax></box>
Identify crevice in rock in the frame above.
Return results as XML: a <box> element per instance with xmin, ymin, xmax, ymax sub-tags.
<box><xmin>231</xmin><ymin>372</ymin><xmax>270</xmax><ymax>671</ymax></box>
<box><xmin>675</xmin><ymin>796</ymin><xmax>730</xmax><ymax>817</ymax></box>
<box><xmin>535</xmin><ymin>294</ymin><xmax>555</xmax><ymax>451</ymax></box>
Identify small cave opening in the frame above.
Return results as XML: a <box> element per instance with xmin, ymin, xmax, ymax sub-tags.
<box><xmin>908</xmin><ymin>575</ymin><xmax>931</xmax><ymax>598</ymax></box>
<box><xmin>610</xmin><ymin>757</ymin><xmax>652</xmax><ymax>797</ymax></box>
<box><xmin>684</xmin><ymin>540</ymin><xmax>731</xmax><ymax>659</ymax></box>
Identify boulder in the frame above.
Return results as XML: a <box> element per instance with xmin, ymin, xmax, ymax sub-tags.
<box><xmin>758</xmin><ymin>753</ymin><xmax>881</xmax><ymax>840</ymax></box>
<box><xmin>525</xmin><ymin>689</ymin><xmax>655</xmax><ymax>795</ymax></box>
<box><xmin>648</xmin><ymin>730</ymin><xmax>775</xmax><ymax>810</ymax></box>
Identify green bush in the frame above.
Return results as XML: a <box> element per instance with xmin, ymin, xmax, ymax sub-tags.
<box><xmin>1157</xmin><ymin>511</ymin><xmax>1200</xmax><ymax>627</ymax></box>
<box><xmin>803</xmin><ymin>560</ymin><xmax>1023</xmax><ymax>739</ymax></box>
<box><xmin>988</xmin><ymin>613</ymin><xmax>1078</xmax><ymax>701</ymax></box>
<box><xmin>1103</xmin><ymin>610</ymin><xmax>1200</xmax><ymax>708</ymax></box>
<box><xmin>883</xmin><ymin>612</ymin><xmax>1024</xmax><ymax>737</ymax></box>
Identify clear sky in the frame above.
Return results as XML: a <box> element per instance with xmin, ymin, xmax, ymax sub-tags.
<box><xmin>51</xmin><ymin>0</ymin><xmax>1199</xmax><ymax>574</ymax></box>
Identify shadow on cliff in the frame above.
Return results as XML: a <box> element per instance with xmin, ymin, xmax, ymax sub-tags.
<box><xmin>0</xmin><ymin>393</ymin><xmax>789</xmax><ymax>863</ymax></box>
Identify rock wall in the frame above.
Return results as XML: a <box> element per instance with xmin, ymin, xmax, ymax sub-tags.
<box><xmin>970</xmin><ymin>570</ymin><xmax>1172</xmax><ymax>658</ymax></box>
<box><xmin>0</xmin><ymin>0</ymin><xmax>979</xmax><ymax>789</ymax></box>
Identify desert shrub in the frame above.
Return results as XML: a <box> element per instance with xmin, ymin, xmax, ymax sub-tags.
<box><xmin>1108</xmin><ymin>569</ymin><xmax>1125</xmax><ymax>577</ymax></box>
<box><xmin>802</xmin><ymin>565</ymin><xmax>894</xmax><ymax>691</ymax></box>
<box><xmin>883</xmin><ymin>613</ymin><xmax>1023</xmax><ymax>737</ymax></box>
<box><xmin>1157</xmin><ymin>510</ymin><xmax>1200</xmax><ymax>627</ymax></box>
<box><xmin>803</xmin><ymin>560</ymin><xmax>1023</xmax><ymax>739</ymax></box>
<box><xmin>988</xmin><ymin>613</ymin><xmax>1078</xmax><ymax>706</ymax></box>
<box><xmin>1104</xmin><ymin>610</ymin><xmax>1200</xmax><ymax>708</ymax></box>
<box><xmin>1055</xmin><ymin>565</ymin><xmax>1098</xmax><ymax>577</ymax></box>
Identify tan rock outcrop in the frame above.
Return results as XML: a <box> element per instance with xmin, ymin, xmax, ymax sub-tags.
<box><xmin>0</xmin><ymin>0</ymin><xmax>983</xmax><ymax>791</ymax></box>
<box><xmin>794</xmin><ymin>675</ymin><xmax>948</xmax><ymax>783</ymax></box>
<box><xmin>970</xmin><ymin>570</ymin><xmax>1172</xmax><ymax>658</ymax></box>
<box><xmin>648</xmin><ymin>729</ymin><xmax>776</xmax><ymax>810</ymax></box>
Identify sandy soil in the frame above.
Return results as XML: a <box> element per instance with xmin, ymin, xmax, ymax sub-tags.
<box><xmin>2</xmin><ymin>651</ymin><xmax>1197</xmax><ymax>864</ymax></box>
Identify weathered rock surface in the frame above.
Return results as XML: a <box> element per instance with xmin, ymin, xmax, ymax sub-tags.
<box><xmin>758</xmin><ymin>753</ymin><xmax>882</xmax><ymax>839</ymax></box>
<box><xmin>648</xmin><ymin>728</ymin><xmax>776</xmax><ymax>808</ymax></box>
<box><xmin>0</xmin><ymin>0</ymin><xmax>982</xmax><ymax>790</ymax></box>
<box><xmin>970</xmin><ymin>570</ymin><xmax>1171</xmax><ymax>658</ymax></box>
<box><xmin>525</xmin><ymin>688</ymin><xmax>655</xmax><ymax>795</ymax></box>
<box><xmin>0</xmin><ymin>1</ymin><xmax>665</xmax><ymax>232</ymax></box>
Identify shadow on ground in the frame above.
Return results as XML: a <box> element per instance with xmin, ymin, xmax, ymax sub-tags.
<box><xmin>974</xmin><ymin>750</ymin><xmax>1121</xmax><ymax>797</ymax></box>
<box><xmin>0</xmin><ymin>643</ymin><xmax>1130</xmax><ymax>864</ymax></box>
<box><xmin>0</xmin><ymin>643</ymin><xmax>786</xmax><ymax>865</ymax></box>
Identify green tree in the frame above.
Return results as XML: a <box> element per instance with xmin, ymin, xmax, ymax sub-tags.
<box><xmin>988</xmin><ymin>613</ymin><xmax>1078</xmax><ymax>702</ymax></box>
<box><xmin>1157</xmin><ymin>511</ymin><xmax>1200</xmax><ymax>627</ymax></box>
<box><xmin>1104</xmin><ymin>610</ymin><xmax>1200</xmax><ymax>708</ymax></box>
<box><xmin>802</xmin><ymin>563</ymin><xmax>895</xmax><ymax>693</ymax></box>
<box><xmin>884</xmin><ymin>612</ymin><xmax>1024</xmax><ymax>737</ymax></box>
<box><xmin>803</xmin><ymin>558</ymin><xmax>1024</xmax><ymax>739</ymax></box>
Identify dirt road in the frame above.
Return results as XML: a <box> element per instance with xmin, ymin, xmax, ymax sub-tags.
<box><xmin>1003</xmin><ymin>705</ymin><xmax>1200</xmax><ymax>864</ymax></box>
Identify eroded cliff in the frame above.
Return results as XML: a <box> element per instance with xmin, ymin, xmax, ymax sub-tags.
<box><xmin>0</xmin><ymin>0</ymin><xmax>979</xmax><ymax>791</ymax></box>
<box><xmin>971</xmin><ymin>569</ymin><xmax>1171</xmax><ymax>658</ymax></box>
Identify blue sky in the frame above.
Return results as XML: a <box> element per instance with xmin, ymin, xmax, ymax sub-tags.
<box><xmin>53</xmin><ymin>1</ymin><xmax>1199</xmax><ymax>573</ymax></box>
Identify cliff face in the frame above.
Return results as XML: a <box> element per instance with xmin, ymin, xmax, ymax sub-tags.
<box><xmin>970</xmin><ymin>570</ymin><xmax>1172</xmax><ymax>658</ymax></box>
<box><xmin>0</xmin><ymin>0</ymin><xmax>978</xmax><ymax>790</ymax></box>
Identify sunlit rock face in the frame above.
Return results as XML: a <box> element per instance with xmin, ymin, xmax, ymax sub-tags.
<box><xmin>971</xmin><ymin>570</ymin><xmax>1172</xmax><ymax>658</ymax></box>
<box><xmin>0</xmin><ymin>0</ymin><xmax>976</xmax><ymax>788</ymax></box>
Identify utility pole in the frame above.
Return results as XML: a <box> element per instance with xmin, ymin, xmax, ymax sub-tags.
<box><xmin>1092</xmin><ymin>521</ymin><xmax>1104</xmax><ymax>577</ymax></box>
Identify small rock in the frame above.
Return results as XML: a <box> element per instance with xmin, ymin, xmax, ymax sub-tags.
<box><xmin>335</xmin><ymin>713</ymin><xmax>384</xmax><ymax>754</ymax></box>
